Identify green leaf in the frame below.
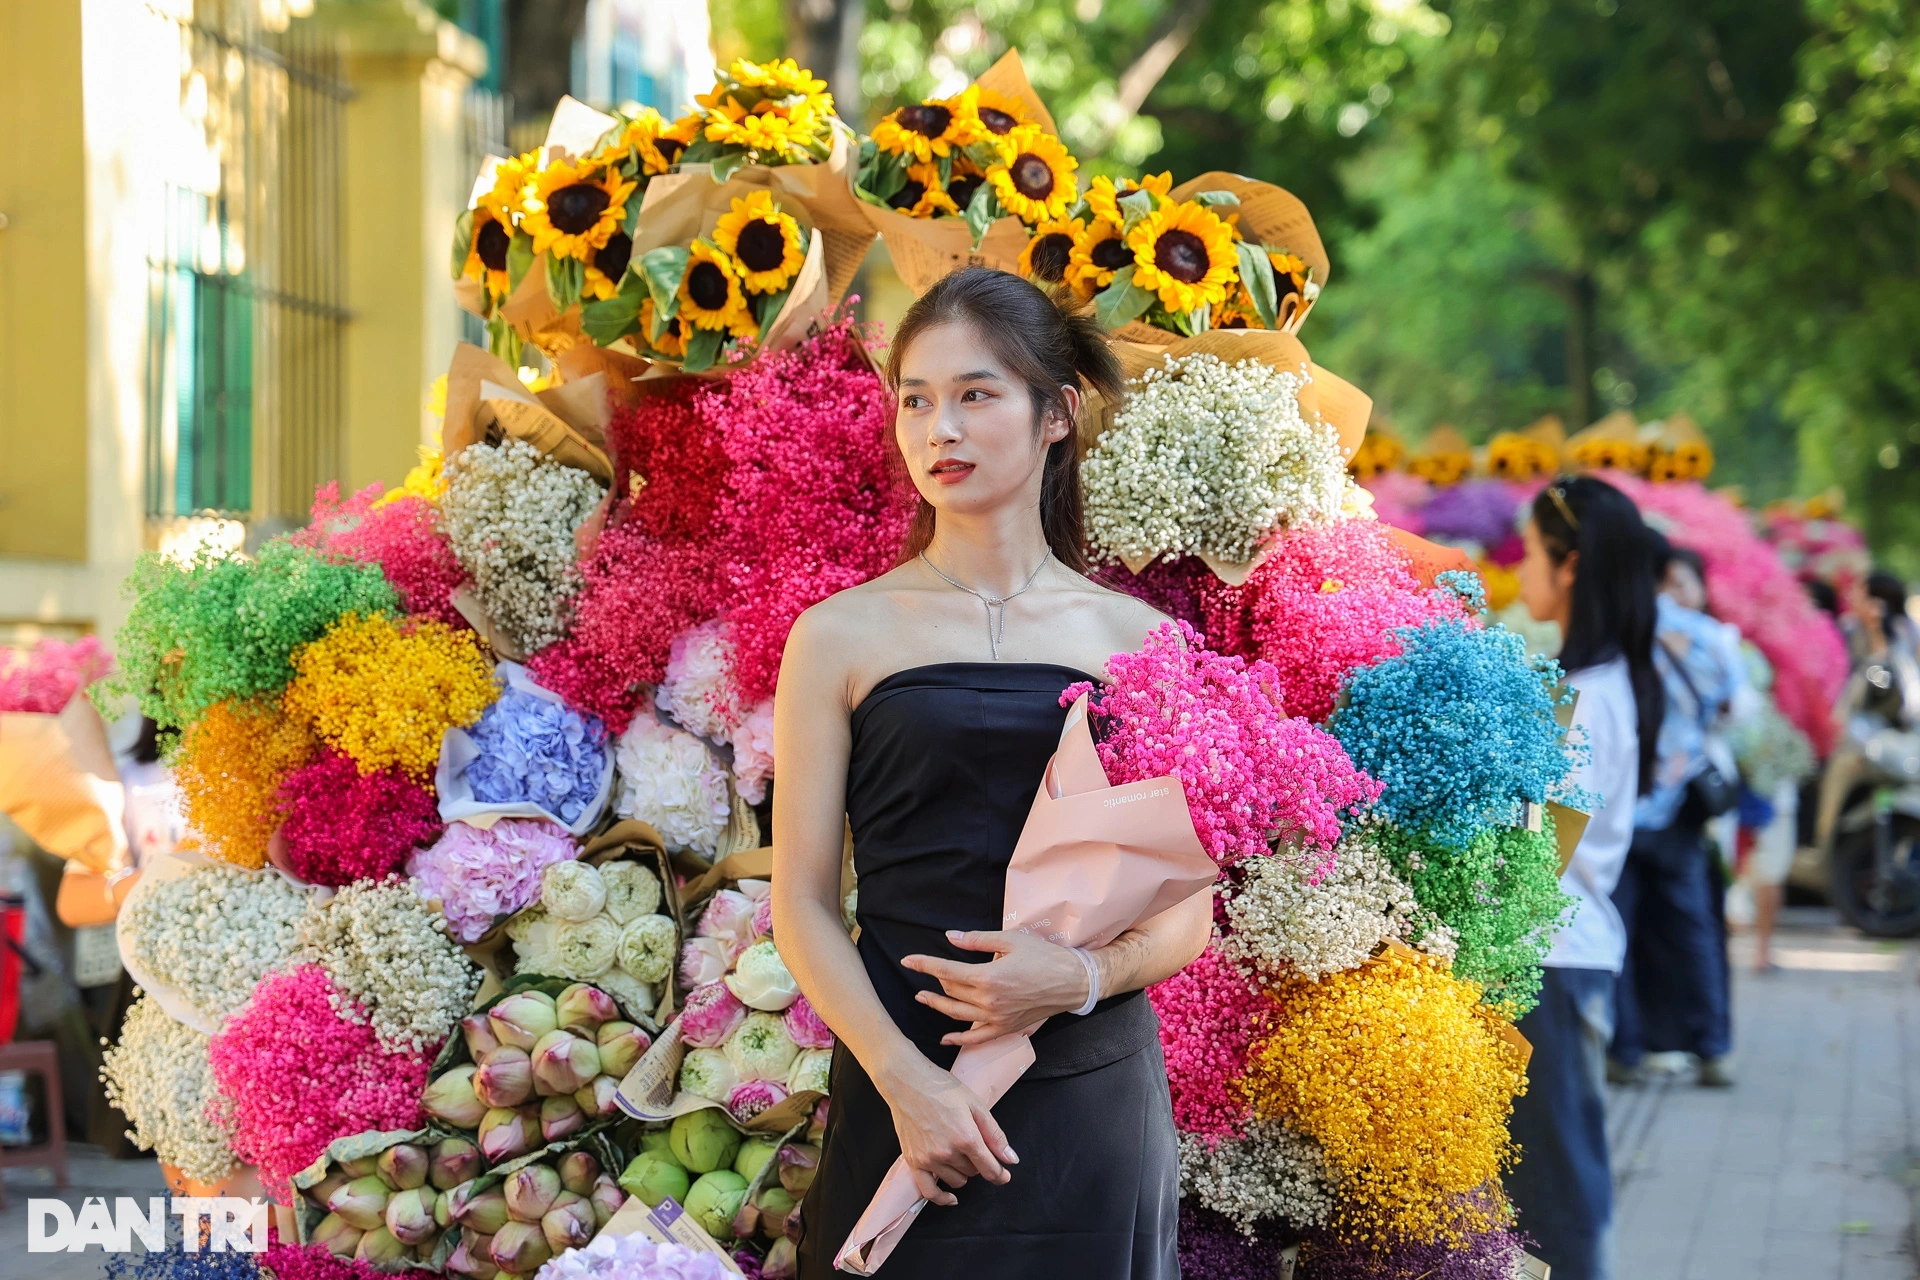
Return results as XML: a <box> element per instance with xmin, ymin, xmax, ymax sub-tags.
<box><xmin>965</xmin><ymin>183</ymin><xmax>999</xmax><ymax>249</ymax></box>
<box><xmin>681</xmin><ymin>326</ymin><xmax>725</xmax><ymax>373</ymax></box>
<box><xmin>1118</xmin><ymin>189</ymin><xmax>1155</xmax><ymax>233</ymax></box>
<box><xmin>581</xmin><ymin>290</ymin><xmax>643</xmax><ymax>346</ymax></box>
<box><xmin>649</xmin><ymin>301</ymin><xmax>672</xmax><ymax>345</ymax></box>
<box><xmin>857</xmin><ymin>136</ymin><xmax>878</xmax><ymax>168</ymax></box>
<box><xmin>450</xmin><ymin>208</ymin><xmax>474</xmax><ymax>280</ymax></box>
<box><xmin>963</xmin><ymin>141</ymin><xmax>1003</xmax><ymax>170</ymax></box>
<box><xmin>506</xmin><ymin>230</ymin><xmax>535</xmax><ymax>291</ymax></box>
<box><xmin>623</xmin><ymin>190</ymin><xmax>643</xmax><ymax>237</ymax></box>
<box><xmin>1192</xmin><ymin>189</ymin><xmax>1241</xmax><ymax>208</ymax></box>
<box><xmin>1093</xmin><ymin>266</ymin><xmax>1155</xmax><ymax>330</ymax></box>
<box><xmin>678</xmin><ymin>138</ymin><xmax>721</xmax><ymax>166</ymax></box>
<box><xmin>639</xmin><ymin>245</ymin><xmax>690</xmax><ymax>321</ymax></box>
<box><xmin>488</xmin><ymin>316</ymin><xmax>523</xmax><ymax>366</ymax></box>
<box><xmin>871</xmin><ymin>155</ymin><xmax>910</xmax><ymax>204</ymax></box>
<box><xmin>937</xmin><ymin>151</ymin><xmax>954</xmax><ymax>187</ymax></box>
<box><xmin>1236</xmin><ymin>239</ymin><xmax>1279</xmax><ymax>331</ymax></box>
<box><xmin>753</xmin><ymin>286</ymin><xmax>791</xmax><ymax>330</ymax></box>
<box><xmin>545</xmin><ymin>254</ymin><xmax>584</xmax><ymax>310</ymax></box>
<box><xmin>710</xmin><ymin>151</ymin><xmax>750</xmax><ymax>184</ymax></box>
<box><xmin>1067</xmin><ymin>195</ymin><xmax>1091</xmax><ymax>221</ymax></box>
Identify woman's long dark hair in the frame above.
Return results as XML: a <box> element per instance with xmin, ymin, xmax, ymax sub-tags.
<box><xmin>884</xmin><ymin>267</ymin><xmax>1122</xmax><ymax>574</ymax></box>
<box><xmin>1532</xmin><ymin>475</ymin><xmax>1665</xmax><ymax>794</ymax></box>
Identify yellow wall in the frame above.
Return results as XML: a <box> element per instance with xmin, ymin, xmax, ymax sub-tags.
<box><xmin>0</xmin><ymin>1</ymin><xmax>89</xmax><ymax>562</ymax></box>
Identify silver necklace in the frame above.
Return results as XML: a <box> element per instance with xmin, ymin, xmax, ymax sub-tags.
<box><xmin>920</xmin><ymin>550</ymin><xmax>1050</xmax><ymax>661</ymax></box>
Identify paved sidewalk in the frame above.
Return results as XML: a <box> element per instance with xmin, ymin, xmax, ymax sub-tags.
<box><xmin>1610</xmin><ymin>908</ymin><xmax>1919</xmax><ymax>1280</ymax></box>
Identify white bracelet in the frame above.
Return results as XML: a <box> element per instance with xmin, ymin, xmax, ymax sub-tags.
<box><xmin>1069</xmin><ymin>947</ymin><xmax>1101</xmax><ymax>1016</ymax></box>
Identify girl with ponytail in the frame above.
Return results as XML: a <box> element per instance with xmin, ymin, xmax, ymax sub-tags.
<box><xmin>1508</xmin><ymin>474</ymin><xmax>1663</xmax><ymax>1280</ymax></box>
<box><xmin>773</xmin><ymin>268</ymin><xmax>1198</xmax><ymax>1279</ymax></box>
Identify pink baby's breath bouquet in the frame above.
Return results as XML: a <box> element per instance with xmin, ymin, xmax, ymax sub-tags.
<box><xmin>1063</xmin><ymin>621</ymin><xmax>1381</xmax><ymax>878</ymax></box>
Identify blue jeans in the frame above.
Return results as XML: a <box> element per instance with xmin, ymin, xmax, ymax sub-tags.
<box><xmin>1508</xmin><ymin>966</ymin><xmax>1616</xmax><ymax>1280</ymax></box>
<box><xmin>1610</xmin><ymin>822</ymin><xmax>1732</xmax><ymax>1064</ymax></box>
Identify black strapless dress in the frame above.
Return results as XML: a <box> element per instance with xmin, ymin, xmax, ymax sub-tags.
<box><xmin>796</xmin><ymin>663</ymin><xmax>1180</xmax><ymax>1279</ymax></box>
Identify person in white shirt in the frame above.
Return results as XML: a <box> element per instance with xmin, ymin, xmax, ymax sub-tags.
<box><xmin>1506</xmin><ymin>477</ymin><xmax>1665</xmax><ymax>1280</ymax></box>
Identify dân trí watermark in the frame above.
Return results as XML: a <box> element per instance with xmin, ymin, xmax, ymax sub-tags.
<box><xmin>28</xmin><ymin>1197</ymin><xmax>270</xmax><ymax>1254</ymax></box>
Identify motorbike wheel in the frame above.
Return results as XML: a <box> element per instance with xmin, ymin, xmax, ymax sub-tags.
<box><xmin>1829</xmin><ymin>815</ymin><xmax>1920</xmax><ymax>938</ymax></box>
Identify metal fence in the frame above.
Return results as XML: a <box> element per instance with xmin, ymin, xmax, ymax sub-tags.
<box><xmin>143</xmin><ymin>0</ymin><xmax>352</xmax><ymax>525</ymax></box>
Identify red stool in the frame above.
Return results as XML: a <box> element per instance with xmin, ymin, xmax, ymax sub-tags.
<box><xmin>0</xmin><ymin>1039</ymin><xmax>67</xmax><ymax>1208</ymax></box>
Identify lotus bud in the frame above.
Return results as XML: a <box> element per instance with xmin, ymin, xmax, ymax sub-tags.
<box><xmin>595</xmin><ymin>1020</ymin><xmax>650</xmax><ymax>1079</ymax></box>
<box><xmin>311</xmin><ymin>1213</ymin><xmax>363</xmax><ymax>1259</ymax></box>
<box><xmin>540</xmin><ymin>1190</ymin><xmax>597</xmax><ymax>1254</ymax></box>
<box><xmin>678</xmin><ymin>982</ymin><xmax>748</xmax><ymax>1049</ymax></box>
<box><xmin>555</xmin><ymin>982</ymin><xmax>619</xmax><ymax>1033</ymax></box>
<box><xmin>377</xmin><ymin>1142</ymin><xmax>430</xmax><ymax>1191</ymax></box>
<box><xmin>488</xmin><ymin>1221</ymin><xmax>553</xmax><ymax>1276</ymax></box>
<box><xmin>618</xmin><ymin>1151</ymin><xmax>691</xmax><ymax>1207</ymax></box>
<box><xmin>502</xmin><ymin>1163</ymin><xmax>563</xmax><ymax>1223</ymax></box>
<box><xmin>531</xmin><ymin>1029</ymin><xmax>600</xmax><ymax>1095</ymax></box>
<box><xmin>434</xmin><ymin>1189</ymin><xmax>453</xmax><ymax>1229</ymax></box>
<box><xmin>385</xmin><ymin>1187</ymin><xmax>438</xmax><ymax>1246</ymax></box>
<box><xmin>588</xmin><ymin>1175</ymin><xmax>625</xmax><ymax>1227</ymax></box>
<box><xmin>328</xmin><ymin>1176</ymin><xmax>392</xmax><ymax>1231</ymax></box>
<box><xmin>725</xmin><ymin>940</ymin><xmax>800</xmax><ymax>1012</ymax></box>
<box><xmin>683</xmin><ymin>1169</ymin><xmax>748</xmax><ymax>1239</ymax></box>
<box><xmin>424</xmin><ymin>1065</ymin><xmax>490</xmax><ymax>1129</ymax></box>
<box><xmin>807</xmin><ymin>1097</ymin><xmax>828</xmax><ymax>1145</ymax></box>
<box><xmin>474</xmin><ymin>1045</ymin><xmax>535</xmax><ymax>1108</ymax></box>
<box><xmin>413</xmin><ymin>1230</ymin><xmax>444</xmax><ymax>1262</ymax></box>
<box><xmin>450</xmin><ymin>1186</ymin><xmax>511</xmax><ymax>1235</ymax></box>
<box><xmin>678</xmin><ymin>936</ymin><xmax>732</xmax><ymax>989</ymax></box>
<box><xmin>355</xmin><ymin>1227</ymin><xmax>408</xmax><ymax>1265</ymax></box>
<box><xmin>557</xmin><ymin>1151</ymin><xmax>601</xmax><ymax>1197</ymax></box>
<box><xmin>671</xmin><ymin>1107</ymin><xmax>745</xmax><ymax>1174</ymax></box>
<box><xmin>306</xmin><ymin>1170</ymin><xmax>350</xmax><ymax>1211</ymax></box>
<box><xmin>732</xmin><ymin>1136</ymin><xmax>780</xmax><ymax>1183</ymax></box>
<box><xmin>755</xmin><ymin>1186</ymin><xmax>797</xmax><ymax>1240</ymax></box>
<box><xmin>340</xmin><ymin>1155</ymin><xmax>382</xmax><ymax>1179</ymax></box>
<box><xmin>641</xmin><ymin>1129</ymin><xmax>674</xmax><ymax>1157</ymax></box>
<box><xmin>463</xmin><ymin>1012</ymin><xmax>502</xmax><ymax>1059</ymax></box>
<box><xmin>478</xmin><ymin>1106</ymin><xmax>540</xmax><ymax>1164</ymax></box>
<box><xmin>762</xmin><ymin>1237</ymin><xmax>798</xmax><ymax>1279</ymax></box>
<box><xmin>575</xmin><ymin>1073</ymin><xmax>622</xmax><ymax>1118</ymax></box>
<box><xmin>731</xmin><ymin>1195</ymin><xmax>760</xmax><ymax>1241</ymax></box>
<box><xmin>540</xmin><ymin>1093</ymin><xmax>585</xmax><ymax>1143</ymax></box>
<box><xmin>488</xmin><ymin>991</ymin><xmax>560</xmax><ymax>1051</ymax></box>
<box><xmin>778</xmin><ymin>1143</ymin><xmax>820</xmax><ymax>1196</ymax></box>
<box><xmin>449</xmin><ymin>1236</ymin><xmax>499</xmax><ymax>1280</ymax></box>
<box><xmin>430</xmin><ymin>1137</ymin><xmax>483</xmax><ymax>1191</ymax></box>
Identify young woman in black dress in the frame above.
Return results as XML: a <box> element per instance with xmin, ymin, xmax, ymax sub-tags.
<box><xmin>772</xmin><ymin>268</ymin><xmax>1211</xmax><ymax>1278</ymax></box>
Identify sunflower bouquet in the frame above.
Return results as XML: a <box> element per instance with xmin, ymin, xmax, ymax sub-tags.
<box><xmin>581</xmin><ymin>181</ymin><xmax>823</xmax><ymax>374</ymax></box>
<box><xmin>855</xmin><ymin>50</ymin><xmax>1080</xmax><ymax>293</ymax></box>
<box><xmin>1040</xmin><ymin>171</ymin><xmax>1328</xmax><ymax>343</ymax></box>
<box><xmin>683</xmin><ymin>57</ymin><xmax>839</xmax><ymax>175</ymax></box>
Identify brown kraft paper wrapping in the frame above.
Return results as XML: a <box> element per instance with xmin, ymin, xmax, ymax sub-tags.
<box><xmin>442</xmin><ymin>342</ymin><xmax>614</xmax><ymax>482</ymax></box>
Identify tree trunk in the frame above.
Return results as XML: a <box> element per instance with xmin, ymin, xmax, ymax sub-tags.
<box><xmin>1562</xmin><ymin>270</ymin><xmax>1597</xmax><ymax>429</ymax></box>
<box><xmin>784</xmin><ymin>0</ymin><xmax>864</xmax><ymax>127</ymax></box>
<box><xmin>504</xmin><ymin>0</ymin><xmax>593</xmax><ymax>129</ymax></box>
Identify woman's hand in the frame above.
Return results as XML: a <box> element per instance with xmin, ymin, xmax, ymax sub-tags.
<box><xmin>901</xmin><ymin>929</ymin><xmax>1092</xmax><ymax>1047</ymax></box>
<box><xmin>872</xmin><ymin>1053</ymin><xmax>1017</xmax><ymax>1205</ymax></box>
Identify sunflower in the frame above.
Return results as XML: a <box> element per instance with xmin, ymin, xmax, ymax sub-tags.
<box><xmin>523</xmin><ymin>159</ymin><xmax>635</xmax><ymax>262</ymax></box>
<box><xmin>638</xmin><ymin>296</ymin><xmax>688</xmax><ymax>358</ymax></box>
<box><xmin>583</xmin><ymin>231</ymin><xmax>634</xmax><ymax>301</ymax></box>
<box><xmin>1018</xmin><ymin>218</ymin><xmax>1083</xmax><ymax>286</ymax></box>
<box><xmin>614</xmin><ymin>108</ymin><xmax>701</xmax><ymax>176</ymax></box>
<box><xmin>701</xmin><ymin>95</ymin><xmax>829</xmax><ymax>164</ymax></box>
<box><xmin>1127</xmin><ymin>199</ymin><xmax>1237</xmax><ymax>314</ymax></box>
<box><xmin>678</xmin><ymin>239</ymin><xmax>753</xmax><ymax>335</ymax></box>
<box><xmin>480</xmin><ymin>151</ymin><xmax>538</xmax><ymax>226</ymax></box>
<box><xmin>884</xmin><ymin>161</ymin><xmax>960</xmax><ymax>218</ymax></box>
<box><xmin>1267</xmin><ymin>249</ymin><xmax>1310</xmax><ymax>300</ymax></box>
<box><xmin>1213</xmin><ymin>284</ymin><xmax>1266</xmax><ymax>330</ymax></box>
<box><xmin>1084</xmin><ymin>171</ymin><xmax>1173</xmax><ymax>225</ymax></box>
<box><xmin>872</xmin><ymin>96</ymin><xmax>969</xmax><ymax>164</ymax></box>
<box><xmin>725</xmin><ymin>57</ymin><xmax>829</xmax><ymax>100</ymax></box>
<box><xmin>1066</xmin><ymin>218</ymin><xmax>1134</xmax><ymax>297</ymax></box>
<box><xmin>712</xmin><ymin>191</ymin><xmax>806</xmax><ymax>294</ymax></box>
<box><xmin>986</xmin><ymin>124</ymin><xmax>1079</xmax><ymax>224</ymax></box>
<box><xmin>945</xmin><ymin>160</ymin><xmax>987</xmax><ymax>214</ymax></box>
<box><xmin>463</xmin><ymin>207</ymin><xmax>514</xmax><ymax>299</ymax></box>
<box><xmin>954</xmin><ymin>85</ymin><xmax>1030</xmax><ymax>140</ymax></box>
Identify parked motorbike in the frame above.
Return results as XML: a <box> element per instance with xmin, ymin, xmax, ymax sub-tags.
<box><xmin>1814</xmin><ymin>639</ymin><xmax>1920</xmax><ymax>937</ymax></box>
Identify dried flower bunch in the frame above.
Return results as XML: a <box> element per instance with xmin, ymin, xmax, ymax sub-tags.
<box><xmin>1084</xmin><ymin>354</ymin><xmax>1360</xmax><ymax>570</ymax></box>
<box><xmin>121</xmin><ymin>861</ymin><xmax>309</xmax><ymax>1026</ymax></box>
<box><xmin>442</xmin><ymin>438</ymin><xmax>604</xmax><ymax>656</ymax></box>
<box><xmin>297</xmin><ymin>876</ymin><xmax>482</xmax><ymax>1054</ymax></box>
<box><xmin>171</xmin><ymin>698</ymin><xmax>316</xmax><ymax>869</ymax></box>
<box><xmin>100</xmin><ymin>996</ymin><xmax>238</xmax><ymax>1183</ymax></box>
<box><xmin>1177</xmin><ymin>1119</ymin><xmax>1335</xmax><ymax>1236</ymax></box>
